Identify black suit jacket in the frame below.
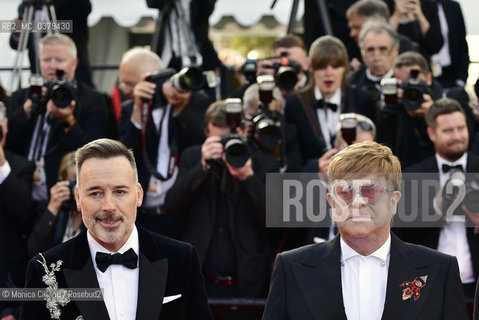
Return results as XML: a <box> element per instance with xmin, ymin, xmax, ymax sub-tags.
<box><xmin>5</xmin><ymin>83</ymin><xmax>108</xmax><ymax>190</ymax></box>
<box><xmin>399</xmin><ymin>153</ymin><xmax>479</xmax><ymax>280</ymax></box>
<box><xmin>0</xmin><ymin>151</ymin><xmax>34</xmax><ymax>314</ymax></box>
<box><xmin>21</xmin><ymin>225</ymin><xmax>212</xmax><ymax>320</ymax></box>
<box><xmin>284</xmin><ymin>86</ymin><xmax>375</xmax><ymax>166</ymax></box>
<box><xmin>262</xmin><ymin>233</ymin><xmax>468</xmax><ymax>320</ymax></box>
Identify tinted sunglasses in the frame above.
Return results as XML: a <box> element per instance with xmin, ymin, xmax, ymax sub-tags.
<box><xmin>331</xmin><ymin>181</ymin><xmax>394</xmax><ymax>206</ymax></box>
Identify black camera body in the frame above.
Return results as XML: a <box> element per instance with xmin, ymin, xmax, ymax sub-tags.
<box><xmin>61</xmin><ymin>179</ymin><xmax>77</xmax><ymax>211</ymax></box>
<box><xmin>380</xmin><ymin>69</ymin><xmax>430</xmax><ymax>111</ymax></box>
<box><xmin>146</xmin><ymin>66</ymin><xmax>205</xmax><ymax>105</ymax></box>
<box><xmin>221</xmin><ymin>98</ymin><xmax>249</xmax><ymax>168</ymax></box>
<box><xmin>240</xmin><ymin>59</ymin><xmax>257</xmax><ymax>84</ymax></box>
<box><xmin>45</xmin><ymin>70</ymin><xmax>75</xmax><ymax>109</ymax></box>
<box><xmin>272</xmin><ymin>52</ymin><xmax>301</xmax><ymax>91</ymax></box>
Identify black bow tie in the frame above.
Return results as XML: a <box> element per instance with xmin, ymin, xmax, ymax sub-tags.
<box><xmin>442</xmin><ymin>164</ymin><xmax>464</xmax><ymax>173</ymax></box>
<box><xmin>317</xmin><ymin>99</ymin><xmax>338</xmax><ymax>112</ymax></box>
<box><xmin>95</xmin><ymin>248</ymin><xmax>138</xmax><ymax>273</ymax></box>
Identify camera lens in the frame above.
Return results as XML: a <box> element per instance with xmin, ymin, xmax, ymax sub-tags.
<box><xmin>172</xmin><ymin>67</ymin><xmax>205</xmax><ymax>92</ymax></box>
<box><xmin>276</xmin><ymin>67</ymin><xmax>297</xmax><ymax>91</ymax></box>
<box><xmin>51</xmin><ymin>85</ymin><xmax>73</xmax><ymax>108</ymax></box>
<box><xmin>223</xmin><ymin>138</ymin><xmax>249</xmax><ymax>168</ymax></box>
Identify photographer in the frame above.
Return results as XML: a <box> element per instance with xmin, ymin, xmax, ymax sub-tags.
<box><xmin>0</xmin><ymin>114</ymin><xmax>35</xmax><ymax>319</ymax></box>
<box><xmin>26</xmin><ymin>152</ymin><xmax>84</xmax><ymax>258</ymax></box>
<box><xmin>118</xmin><ymin>48</ymin><xmax>211</xmax><ymax>237</ymax></box>
<box><xmin>377</xmin><ymin>51</ymin><xmax>474</xmax><ymax>167</ymax></box>
<box><xmin>397</xmin><ymin>98</ymin><xmax>479</xmax><ymax>306</ymax></box>
<box><xmin>5</xmin><ymin>34</ymin><xmax>108</xmax><ymax>206</ymax></box>
<box><xmin>242</xmin><ymin>76</ymin><xmax>302</xmax><ymax>173</ymax></box>
<box><xmin>163</xmin><ymin>100</ymin><xmax>270</xmax><ymax>302</ymax></box>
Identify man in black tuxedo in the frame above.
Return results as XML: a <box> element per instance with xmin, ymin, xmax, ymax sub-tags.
<box><xmin>118</xmin><ymin>48</ymin><xmax>211</xmax><ymax>237</ymax></box>
<box><xmin>262</xmin><ymin>141</ymin><xmax>467</xmax><ymax>320</ymax></box>
<box><xmin>431</xmin><ymin>0</ymin><xmax>469</xmax><ymax>88</ymax></box>
<box><xmin>21</xmin><ymin>138</ymin><xmax>212</xmax><ymax>320</ymax></box>
<box><xmin>399</xmin><ymin>98</ymin><xmax>479</xmax><ymax>302</ymax></box>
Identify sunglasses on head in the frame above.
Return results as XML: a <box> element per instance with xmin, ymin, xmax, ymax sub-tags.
<box><xmin>331</xmin><ymin>181</ymin><xmax>394</xmax><ymax>206</ymax></box>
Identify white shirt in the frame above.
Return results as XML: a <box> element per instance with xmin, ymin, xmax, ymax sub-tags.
<box><xmin>341</xmin><ymin>235</ymin><xmax>391</xmax><ymax>320</ymax></box>
<box><xmin>314</xmin><ymin>87</ymin><xmax>342</xmax><ymax>150</ymax></box>
<box><xmin>0</xmin><ymin>160</ymin><xmax>11</xmax><ymax>184</ymax></box>
<box><xmin>434</xmin><ymin>153</ymin><xmax>474</xmax><ymax>284</ymax></box>
<box><xmin>87</xmin><ymin>226</ymin><xmax>140</xmax><ymax>320</ymax></box>
<box><xmin>131</xmin><ymin>104</ymin><xmax>178</xmax><ymax>208</ymax></box>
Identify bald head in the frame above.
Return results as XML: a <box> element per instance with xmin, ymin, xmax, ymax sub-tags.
<box><xmin>119</xmin><ymin>48</ymin><xmax>163</xmax><ymax>99</ymax></box>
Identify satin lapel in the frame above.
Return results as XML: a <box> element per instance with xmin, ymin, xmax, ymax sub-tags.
<box><xmin>291</xmin><ymin>237</ymin><xmax>347</xmax><ymax>319</ymax></box>
<box><xmin>135</xmin><ymin>253</ymin><xmax>168</xmax><ymax>319</ymax></box>
<box><xmin>62</xmin><ymin>232</ymin><xmax>110</xmax><ymax>319</ymax></box>
<box><xmin>135</xmin><ymin>225</ymin><xmax>168</xmax><ymax>319</ymax></box>
<box><xmin>381</xmin><ymin>234</ymin><xmax>438</xmax><ymax>320</ymax></box>
<box><xmin>297</xmin><ymin>89</ymin><xmax>322</xmax><ymax>139</ymax></box>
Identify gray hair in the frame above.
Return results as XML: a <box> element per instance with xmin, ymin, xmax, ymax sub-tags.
<box><xmin>359</xmin><ymin>20</ymin><xmax>399</xmax><ymax>50</ymax></box>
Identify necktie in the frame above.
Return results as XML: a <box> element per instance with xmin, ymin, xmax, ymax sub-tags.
<box><xmin>317</xmin><ymin>99</ymin><xmax>338</xmax><ymax>112</ymax></box>
<box><xmin>442</xmin><ymin>164</ymin><xmax>464</xmax><ymax>173</ymax></box>
<box><xmin>95</xmin><ymin>248</ymin><xmax>138</xmax><ymax>273</ymax></box>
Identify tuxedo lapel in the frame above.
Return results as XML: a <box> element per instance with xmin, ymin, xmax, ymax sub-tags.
<box><xmin>62</xmin><ymin>231</ymin><xmax>110</xmax><ymax>319</ymax></box>
<box><xmin>135</xmin><ymin>226</ymin><xmax>168</xmax><ymax>319</ymax></box>
<box><xmin>291</xmin><ymin>237</ymin><xmax>347</xmax><ymax>319</ymax></box>
<box><xmin>381</xmin><ymin>234</ymin><xmax>439</xmax><ymax>320</ymax></box>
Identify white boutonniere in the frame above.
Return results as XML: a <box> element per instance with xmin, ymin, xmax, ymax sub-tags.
<box><xmin>37</xmin><ymin>253</ymin><xmax>83</xmax><ymax>320</ymax></box>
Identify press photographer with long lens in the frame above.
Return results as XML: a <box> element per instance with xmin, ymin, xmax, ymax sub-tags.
<box><xmin>242</xmin><ymin>75</ymin><xmax>302</xmax><ymax>173</ymax></box>
<box><xmin>377</xmin><ymin>51</ymin><xmax>474</xmax><ymax>167</ymax></box>
<box><xmin>5</xmin><ymin>34</ymin><xmax>108</xmax><ymax>213</ymax></box>
<box><xmin>164</xmin><ymin>99</ymin><xmax>271</xmax><ymax>306</ymax></box>
<box><xmin>118</xmin><ymin>48</ymin><xmax>212</xmax><ymax>237</ymax></box>
<box><xmin>0</xmin><ymin>108</ymin><xmax>35</xmax><ymax>319</ymax></box>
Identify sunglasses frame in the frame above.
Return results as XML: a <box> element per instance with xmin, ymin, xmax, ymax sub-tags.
<box><xmin>331</xmin><ymin>181</ymin><xmax>394</xmax><ymax>206</ymax></box>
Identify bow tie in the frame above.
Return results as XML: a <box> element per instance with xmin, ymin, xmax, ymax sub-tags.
<box><xmin>95</xmin><ymin>248</ymin><xmax>138</xmax><ymax>273</ymax></box>
<box><xmin>442</xmin><ymin>164</ymin><xmax>464</xmax><ymax>173</ymax></box>
<box><xmin>317</xmin><ymin>99</ymin><xmax>338</xmax><ymax>112</ymax></box>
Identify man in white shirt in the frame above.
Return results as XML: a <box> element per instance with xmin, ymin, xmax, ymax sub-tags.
<box><xmin>21</xmin><ymin>138</ymin><xmax>212</xmax><ymax>320</ymax></box>
<box><xmin>402</xmin><ymin>97</ymin><xmax>479</xmax><ymax>305</ymax></box>
<box><xmin>263</xmin><ymin>141</ymin><xmax>467</xmax><ymax>319</ymax></box>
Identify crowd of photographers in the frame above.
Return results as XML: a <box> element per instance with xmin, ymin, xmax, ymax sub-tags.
<box><xmin>2</xmin><ymin>0</ymin><xmax>479</xmax><ymax>318</ymax></box>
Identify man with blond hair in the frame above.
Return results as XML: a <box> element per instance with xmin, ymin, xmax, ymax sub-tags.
<box><xmin>263</xmin><ymin>141</ymin><xmax>467</xmax><ymax>319</ymax></box>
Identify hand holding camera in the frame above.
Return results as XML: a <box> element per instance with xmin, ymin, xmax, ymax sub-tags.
<box><xmin>47</xmin><ymin>180</ymin><xmax>73</xmax><ymax>216</ymax></box>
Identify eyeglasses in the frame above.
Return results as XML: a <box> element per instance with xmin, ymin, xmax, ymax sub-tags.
<box><xmin>358</xmin><ymin>121</ymin><xmax>374</xmax><ymax>132</ymax></box>
<box><xmin>331</xmin><ymin>181</ymin><xmax>394</xmax><ymax>206</ymax></box>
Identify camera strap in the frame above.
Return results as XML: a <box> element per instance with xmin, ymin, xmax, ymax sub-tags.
<box><xmin>140</xmin><ymin>101</ymin><xmax>178</xmax><ymax>181</ymax></box>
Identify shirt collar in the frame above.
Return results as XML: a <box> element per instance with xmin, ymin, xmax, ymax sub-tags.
<box><xmin>340</xmin><ymin>234</ymin><xmax>391</xmax><ymax>263</ymax></box>
<box><xmin>87</xmin><ymin>225</ymin><xmax>139</xmax><ymax>257</ymax></box>
<box><xmin>435</xmin><ymin>152</ymin><xmax>467</xmax><ymax>174</ymax></box>
<box><xmin>314</xmin><ymin>86</ymin><xmax>342</xmax><ymax>106</ymax></box>
<box><xmin>366</xmin><ymin>68</ymin><xmax>394</xmax><ymax>83</ymax></box>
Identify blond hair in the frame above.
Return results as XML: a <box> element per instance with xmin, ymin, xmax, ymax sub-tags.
<box><xmin>328</xmin><ymin>141</ymin><xmax>402</xmax><ymax>190</ymax></box>
<box><xmin>39</xmin><ymin>33</ymin><xmax>77</xmax><ymax>59</ymax></box>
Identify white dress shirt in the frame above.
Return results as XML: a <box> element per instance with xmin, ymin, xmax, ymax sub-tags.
<box><xmin>434</xmin><ymin>153</ymin><xmax>474</xmax><ymax>284</ymax></box>
<box><xmin>341</xmin><ymin>235</ymin><xmax>391</xmax><ymax>320</ymax></box>
<box><xmin>314</xmin><ymin>87</ymin><xmax>342</xmax><ymax>150</ymax></box>
<box><xmin>0</xmin><ymin>160</ymin><xmax>11</xmax><ymax>184</ymax></box>
<box><xmin>87</xmin><ymin>226</ymin><xmax>140</xmax><ymax>320</ymax></box>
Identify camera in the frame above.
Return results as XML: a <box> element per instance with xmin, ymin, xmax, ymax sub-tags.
<box><xmin>240</xmin><ymin>59</ymin><xmax>258</xmax><ymax>84</ymax></box>
<box><xmin>380</xmin><ymin>69</ymin><xmax>430</xmax><ymax>111</ymax></box>
<box><xmin>272</xmin><ymin>52</ymin><xmax>301</xmax><ymax>91</ymax></box>
<box><xmin>442</xmin><ymin>170</ymin><xmax>479</xmax><ymax>218</ymax></box>
<box><xmin>218</xmin><ymin>98</ymin><xmax>250</xmax><ymax>168</ymax></box>
<box><xmin>61</xmin><ymin>179</ymin><xmax>77</xmax><ymax>211</ymax></box>
<box><xmin>45</xmin><ymin>69</ymin><xmax>75</xmax><ymax>109</ymax></box>
<box><xmin>250</xmin><ymin>75</ymin><xmax>282</xmax><ymax>153</ymax></box>
<box><xmin>146</xmin><ymin>66</ymin><xmax>205</xmax><ymax>104</ymax></box>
